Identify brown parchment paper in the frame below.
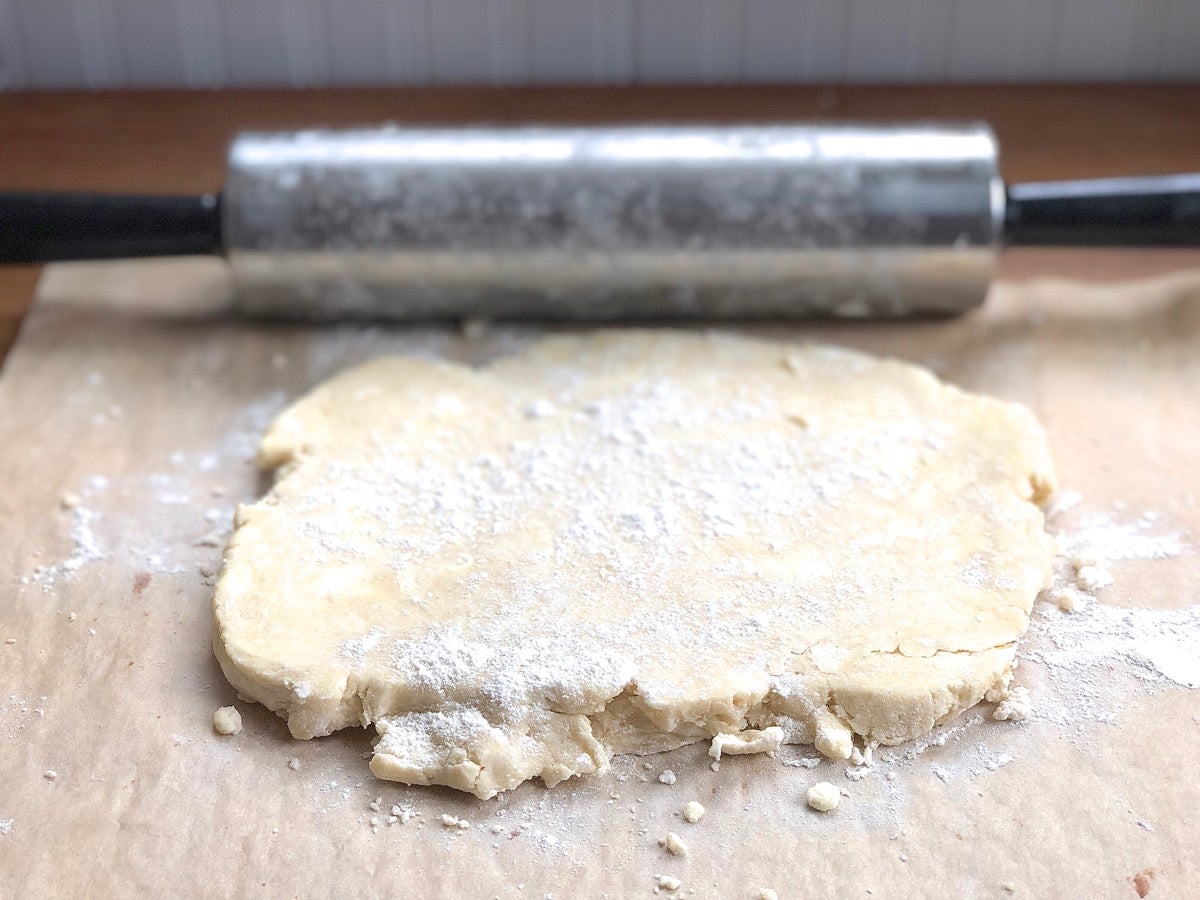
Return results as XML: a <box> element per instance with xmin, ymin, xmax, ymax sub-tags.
<box><xmin>1</xmin><ymin>259</ymin><xmax>1197</xmax><ymax>899</ymax></box>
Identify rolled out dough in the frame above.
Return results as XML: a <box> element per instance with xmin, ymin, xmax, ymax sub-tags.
<box><xmin>213</xmin><ymin>331</ymin><xmax>1056</xmax><ymax>799</ymax></box>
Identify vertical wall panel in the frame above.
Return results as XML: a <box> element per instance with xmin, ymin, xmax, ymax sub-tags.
<box><xmin>844</xmin><ymin>0</ymin><xmax>926</xmax><ymax>83</ymax></box>
<box><xmin>699</xmin><ymin>0</ymin><xmax>745</xmax><ymax>83</ymax></box>
<box><xmin>4</xmin><ymin>0</ymin><xmax>1200</xmax><ymax>88</ymax></box>
<box><xmin>945</xmin><ymin>1</ymin><xmax>1025</xmax><ymax>81</ymax></box>
<box><xmin>323</xmin><ymin>0</ymin><xmax>393</xmax><ymax>85</ymax></box>
<box><xmin>1122</xmin><ymin>0</ymin><xmax>1171</xmax><ymax>80</ymax></box>
<box><xmin>429</xmin><ymin>0</ymin><xmax>493</xmax><ymax>83</ymax></box>
<box><xmin>588</xmin><ymin>0</ymin><xmax>636</xmax><ymax>84</ymax></box>
<box><xmin>528</xmin><ymin>1</ymin><xmax>596</xmax><ymax>82</ymax></box>
<box><xmin>382</xmin><ymin>1</ymin><xmax>433</xmax><ymax>85</ymax></box>
<box><xmin>1013</xmin><ymin>0</ymin><xmax>1063</xmax><ymax>82</ymax></box>
<box><xmin>281</xmin><ymin>0</ymin><xmax>330</xmax><ymax>87</ymax></box>
<box><xmin>114</xmin><ymin>1</ymin><xmax>185</xmax><ymax>87</ymax></box>
<box><xmin>176</xmin><ymin>0</ymin><xmax>227</xmax><ymax>88</ymax></box>
<box><xmin>220</xmin><ymin>0</ymin><xmax>292</xmax><ymax>86</ymax></box>
<box><xmin>0</xmin><ymin>0</ymin><xmax>29</xmax><ymax>89</ymax></box>
<box><xmin>1161</xmin><ymin>0</ymin><xmax>1200</xmax><ymax>78</ymax></box>
<box><xmin>1055</xmin><ymin>0</ymin><xmax>1143</xmax><ymax>80</ymax></box>
<box><xmin>71</xmin><ymin>0</ymin><xmax>125</xmax><ymax>87</ymax></box>
<box><xmin>797</xmin><ymin>0</ymin><xmax>851</xmax><ymax>82</ymax></box>
<box><xmin>905</xmin><ymin>0</ymin><xmax>959</xmax><ymax>82</ymax></box>
<box><xmin>637</xmin><ymin>1</ymin><xmax>710</xmax><ymax>84</ymax></box>
<box><xmin>13</xmin><ymin>2</ymin><xmax>86</xmax><ymax>87</ymax></box>
<box><xmin>486</xmin><ymin>0</ymin><xmax>531</xmax><ymax>84</ymax></box>
<box><xmin>742</xmin><ymin>0</ymin><xmax>806</xmax><ymax>82</ymax></box>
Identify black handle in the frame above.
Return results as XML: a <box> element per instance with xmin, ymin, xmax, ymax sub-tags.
<box><xmin>0</xmin><ymin>191</ymin><xmax>222</xmax><ymax>263</ymax></box>
<box><xmin>1005</xmin><ymin>174</ymin><xmax>1200</xmax><ymax>247</ymax></box>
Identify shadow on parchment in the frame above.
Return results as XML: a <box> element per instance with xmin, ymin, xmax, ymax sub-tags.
<box><xmin>20</xmin><ymin>254</ymin><xmax>1200</xmax><ymax>375</ymax></box>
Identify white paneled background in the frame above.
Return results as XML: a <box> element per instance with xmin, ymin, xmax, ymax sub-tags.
<box><xmin>1</xmin><ymin>0</ymin><xmax>1198</xmax><ymax>90</ymax></box>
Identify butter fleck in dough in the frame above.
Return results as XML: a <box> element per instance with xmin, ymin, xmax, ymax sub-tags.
<box><xmin>212</xmin><ymin>331</ymin><xmax>1056</xmax><ymax>799</ymax></box>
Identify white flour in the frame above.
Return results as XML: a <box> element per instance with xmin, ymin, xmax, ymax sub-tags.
<box><xmin>20</xmin><ymin>390</ymin><xmax>290</xmax><ymax>590</ymax></box>
<box><xmin>1026</xmin><ymin>494</ymin><xmax>1195</xmax><ymax>726</ymax></box>
<box><xmin>24</xmin><ymin>477</ymin><xmax>109</xmax><ymax>588</ymax></box>
<box><xmin>1056</xmin><ymin>507</ymin><xmax>1185</xmax><ymax>561</ymax></box>
<box><xmin>0</xmin><ymin>694</ymin><xmax>46</xmax><ymax>744</ymax></box>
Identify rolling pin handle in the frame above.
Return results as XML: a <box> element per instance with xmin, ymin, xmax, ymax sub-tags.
<box><xmin>1004</xmin><ymin>174</ymin><xmax>1200</xmax><ymax>247</ymax></box>
<box><xmin>0</xmin><ymin>191</ymin><xmax>222</xmax><ymax>263</ymax></box>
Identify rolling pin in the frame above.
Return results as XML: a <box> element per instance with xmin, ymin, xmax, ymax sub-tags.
<box><xmin>2</xmin><ymin>123</ymin><xmax>1198</xmax><ymax>320</ymax></box>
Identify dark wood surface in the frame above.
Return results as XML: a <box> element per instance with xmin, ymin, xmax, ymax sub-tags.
<box><xmin>4</xmin><ymin>84</ymin><xmax>1200</xmax><ymax>360</ymax></box>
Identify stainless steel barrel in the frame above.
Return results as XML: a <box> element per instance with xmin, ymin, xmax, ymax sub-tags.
<box><xmin>224</xmin><ymin>123</ymin><xmax>1003</xmax><ymax>320</ymax></box>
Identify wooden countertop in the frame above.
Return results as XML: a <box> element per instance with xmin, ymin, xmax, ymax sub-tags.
<box><xmin>3</xmin><ymin>84</ymin><xmax>1200</xmax><ymax>360</ymax></box>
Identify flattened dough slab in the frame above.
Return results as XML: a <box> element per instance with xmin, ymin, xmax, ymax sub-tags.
<box><xmin>213</xmin><ymin>331</ymin><xmax>1056</xmax><ymax>799</ymax></box>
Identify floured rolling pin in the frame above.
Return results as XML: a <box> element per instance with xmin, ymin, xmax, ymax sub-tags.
<box><xmin>2</xmin><ymin>123</ymin><xmax>1198</xmax><ymax>319</ymax></box>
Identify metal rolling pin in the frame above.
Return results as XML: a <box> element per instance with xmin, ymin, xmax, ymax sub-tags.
<box><xmin>2</xmin><ymin>123</ymin><xmax>1198</xmax><ymax>320</ymax></box>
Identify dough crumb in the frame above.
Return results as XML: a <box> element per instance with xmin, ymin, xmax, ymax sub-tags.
<box><xmin>440</xmin><ymin>814</ymin><xmax>470</xmax><ymax>830</ymax></box>
<box><xmin>992</xmin><ymin>686</ymin><xmax>1031</xmax><ymax>722</ymax></box>
<box><xmin>658</xmin><ymin>769</ymin><xmax>677</xmax><ymax>785</ymax></box>
<box><xmin>806</xmin><ymin>781</ymin><xmax>841</xmax><ymax>812</ymax></box>
<box><xmin>42</xmin><ymin>770</ymin><xmax>57</xmax><ymax>781</ymax></box>
<box><xmin>657</xmin><ymin>874</ymin><xmax>682</xmax><ymax>892</ymax></box>
<box><xmin>1074</xmin><ymin>564</ymin><xmax>1112</xmax><ymax>592</ymax></box>
<box><xmin>287</xmin><ymin>757</ymin><xmax>301</xmax><ymax>770</ymax></box>
<box><xmin>60</xmin><ymin>492</ymin><xmax>81</xmax><ymax>510</ymax></box>
<box><xmin>67</xmin><ymin>612</ymin><xmax>77</xmax><ymax>622</ymax></box>
<box><xmin>212</xmin><ymin>706</ymin><xmax>242</xmax><ymax>735</ymax></box>
<box><xmin>1070</xmin><ymin>552</ymin><xmax>1098</xmax><ymax>571</ymax></box>
<box><xmin>659</xmin><ymin>831</ymin><xmax>688</xmax><ymax>856</ymax></box>
<box><xmin>1000</xmin><ymin>883</ymin><xmax>1016</xmax><ymax>893</ymax></box>
<box><xmin>757</xmin><ymin>890</ymin><xmax>779</xmax><ymax>900</ymax></box>
<box><xmin>3</xmin><ymin>639</ymin><xmax>13</xmax><ymax>645</ymax></box>
<box><xmin>1050</xmin><ymin>586</ymin><xmax>1088</xmax><ymax>613</ymax></box>
<box><xmin>681</xmin><ymin>801</ymin><xmax>706</xmax><ymax>823</ymax></box>
<box><xmin>814</xmin><ymin>717</ymin><xmax>854</xmax><ymax>760</ymax></box>
<box><xmin>708</xmin><ymin>726</ymin><xmax>784</xmax><ymax>760</ymax></box>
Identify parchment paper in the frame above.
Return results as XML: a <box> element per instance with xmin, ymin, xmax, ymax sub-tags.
<box><xmin>1</xmin><ymin>259</ymin><xmax>1197</xmax><ymax>899</ymax></box>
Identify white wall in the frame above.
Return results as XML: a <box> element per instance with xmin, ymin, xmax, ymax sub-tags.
<box><xmin>1</xmin><ymin>0</ymin><xmax>1197</xmax><ymax>90</ymax></box>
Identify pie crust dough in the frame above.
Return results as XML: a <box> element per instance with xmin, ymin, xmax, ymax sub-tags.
<box><xmin>213</xmin><ymin>331</ymin><xmax>1055</xmax><ymax>798</ymax></box>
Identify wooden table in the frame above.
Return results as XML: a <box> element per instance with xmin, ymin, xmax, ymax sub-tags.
<box><xmin>4</xmin><ymin>85</ymin><xmax>1200</xmax><ymax>898</ymax></box>
<box><xmin>3</xmin><ymin>84</ymin><xmax>1200</xmax><ymax>360</ymax></box>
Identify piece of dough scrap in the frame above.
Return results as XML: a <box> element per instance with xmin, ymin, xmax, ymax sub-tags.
<box><xmin>213</xmin><ymin>331</ymin><xmax>1056</xmax><ymax>799</ymax></box>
